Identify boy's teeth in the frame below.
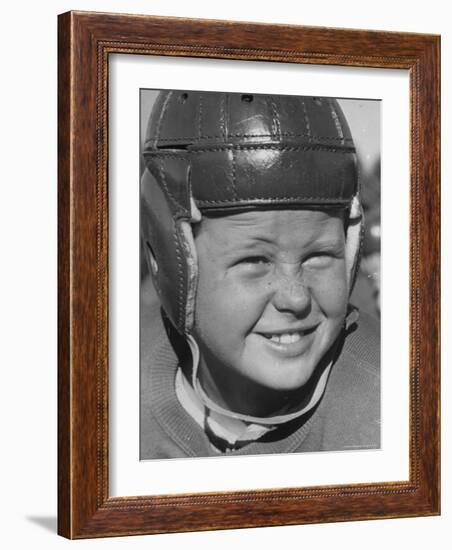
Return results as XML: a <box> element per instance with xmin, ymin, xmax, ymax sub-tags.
<box><xmin>269</xmin><ymin>332</ymin><xmax>302</xmax><ymax>344</ymax></box>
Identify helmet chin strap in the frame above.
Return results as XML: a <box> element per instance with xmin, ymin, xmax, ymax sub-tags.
<box><xmin>345</xmin><ymin>195</ymin><xmax>364</xmax><ymax>296</ymax></box>
<box><xmin>184</xmin><ymin>332</ymin><xmax>334</xmax><ymax>425</ymax></box>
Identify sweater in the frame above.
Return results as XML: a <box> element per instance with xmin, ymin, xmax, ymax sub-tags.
<box><xmin>140</xmin><ymin>309</ymin><xmax>380</xmax><ymax>459</ymax></box>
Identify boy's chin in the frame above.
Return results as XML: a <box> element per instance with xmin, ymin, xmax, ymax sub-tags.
<box><xmin>239</xmin><ymin>336</ymin><xmax>322</xmax><ymax>391</ymax></box>
<box><xmin>240</xmin><ymin>354</ymin><xmax>320</xmax><ymax>393</ymax></box>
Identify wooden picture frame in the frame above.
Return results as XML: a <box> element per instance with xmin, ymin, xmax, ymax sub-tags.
<box><xmin>58</xmin><ymin>10</ymin><xmax>440</xmax><ymax>539</ymax></box>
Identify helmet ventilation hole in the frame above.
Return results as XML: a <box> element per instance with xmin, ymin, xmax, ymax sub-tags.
<box><xmin>241</xmin><ymin>94</ymin><xmax>254</xmax><ymax>103</ymax></box>
<box><xmin>179</xmin><ymin>92</ymin><xmax>189</xmax><ymax>103</ymax></box>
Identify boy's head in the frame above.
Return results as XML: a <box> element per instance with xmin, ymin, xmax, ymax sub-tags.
<box><xmin>141</xmin><ymin>90</ymin><xmax>361</xmax><ymax>403</ymax></box>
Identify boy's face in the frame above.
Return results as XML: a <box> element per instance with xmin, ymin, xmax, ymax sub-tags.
<box><xmin>192</xmin><ymin>209</ymin><xmax>348</xmax><ymax>404</ymax></box>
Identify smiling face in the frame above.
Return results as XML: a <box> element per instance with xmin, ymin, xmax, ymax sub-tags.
<box><xmin>192</xmin><ymin>209</ymin><xmax>348</xmax><ymax>416</ymax></box>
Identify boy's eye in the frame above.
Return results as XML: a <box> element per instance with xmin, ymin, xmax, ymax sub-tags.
<box><xmin>239</xmin><ymin>256</ymin><xmax>270</xmax><ymax>266</ymax></box>
<box><xmin>303</xmin><ymin>252</ymin><xmax>336</xmax><ymax>267</ymax></box>
<box><xmin>233</xmin><ymin>256</ymin><xmax>272</xmax><ymax>271</ymax></box>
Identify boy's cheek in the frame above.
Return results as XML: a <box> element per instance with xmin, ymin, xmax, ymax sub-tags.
<box><xmin>214</xmin><ymin>284</ymin><xmax>264</xmax><ymax>322</ymax></box>
<box><xmin>197</xmin><ymin>278</ymin><xmax>267</xmax><ymax>337</ymax></box>
<box><xmin>316</xmin><ymin>278</ymin><xmax>348</xmax><ymax>312</ymax></box>
<box><xmin>308</xmin><ymin>266</ymin><xmax>348</xmax><ymax>316</ymax></box>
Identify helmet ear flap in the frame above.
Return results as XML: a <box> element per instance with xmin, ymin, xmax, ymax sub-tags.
<box><xmin>178</xmin><ymin>218</ymin><xmax>199</xmax><ymax>333</ymax></box>
<box><xmin>141</xmin><ymin>162</ymin><xmax>201</xmax><ymax>335</ymax></box>
<box><xmin>141</xmin><ymin>167</ymin><xmax>191</xmax><ymax>334</ymax></box>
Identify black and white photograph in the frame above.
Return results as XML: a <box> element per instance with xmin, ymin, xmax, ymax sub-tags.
<box><xmin>139</xmin><ymin>89</ymin><xmax>381</xmax><ymax>459</ymax></box>
<box><xmin>1</xmin><ymin>0</ymin><xmax>446</xmax><ymax>545</ymax></box>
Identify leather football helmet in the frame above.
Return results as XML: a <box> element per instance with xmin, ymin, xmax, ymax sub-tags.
<box><xmin>141</xmin><ymin>90</ymin><xmax>363</xmax><ymax>334</ymax></box>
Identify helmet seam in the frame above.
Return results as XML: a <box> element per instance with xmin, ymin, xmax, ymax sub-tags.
<box><xmin>196</xmin><ymin>197</ymin><xmax>353</xmax><ymax>204</ymax></box>
<box><xmin>156</xmin><ymin>157</ymin><xmax>190</xmax><ymax>217</ymax></box>
<box><xmin>231</xmin><ymin>149</ymin><xmax>238</xmax><ymax>200</ymax></box>
<box><xmin>270</xmin><ymin>97</ymin><xmax>281</xmax><ymax>139</ymax></box>
<box><xmin>198</xmin><ymin>94</ymin><xmax>203</xmax><ymax>141</ymax></box>
<box><xmin>144</xmin><ymin>144</ymin><xmax>356</xmax><ymax>155</ymax></box>
<box><xmin>154</xmin><ymin>91</ymin><xmax>173</xmax><ymax>146</ymax></box>
<box><xmin>220</xmin><ymin>94</ymin><xmax>227</xmax><ymax>142</ymax></box>
<box><xmin>301</xmin><ymin>98</ymin><xmax>312</xmax><ymax>141</ymax></box>
<box><xmin>146</xmin><ymin>133</ymin><xmax>354</xmax><ymax>143</ymax></box>
<box><xmin>173</xmin><ymin>225</ymin><xmax>185</xmax><ymax>332</ymax></box>
<box><xmin>328</xmin><ymin>98</ymin><xmax>345</xmax><ymax>145</ymax></box>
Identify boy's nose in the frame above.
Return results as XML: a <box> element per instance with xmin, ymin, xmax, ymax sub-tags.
<box><xmin>271</xmin><ymin>272</ymin><xmax>311</xmax><ymax>316</ymax></box>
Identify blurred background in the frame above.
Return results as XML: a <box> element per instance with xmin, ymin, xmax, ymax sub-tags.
<box><xmin>340</xmin><ymin>98</ymin><xmax>381</xmax><ymax>319</ymax></box>
<box><xmin>140</xmin><ymin>90</ymin><xmax>381</xmax><ymax>319</ymax></box>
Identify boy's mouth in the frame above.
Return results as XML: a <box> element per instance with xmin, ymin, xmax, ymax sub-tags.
<box><xmin>257</xmin><ymin>325</ymin><xmax>318</xmax><ymax>344</ymax></box>
<box><xmin>252</xmin><ymin>324</ymin><xmax>320</xmax><ymax>359</ymax></box>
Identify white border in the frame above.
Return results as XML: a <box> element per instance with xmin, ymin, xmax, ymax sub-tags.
<box><xmin>109</xmin><ymin>55</ymin><xmax>409</xmax><ymax>497</ymax></box>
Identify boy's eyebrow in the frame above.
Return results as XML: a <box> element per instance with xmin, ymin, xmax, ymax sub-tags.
<box><xmin>222</xmin><ymin>234</ymin><xmax>277</xmax><ymax>250</ymax></box>
<box><xmin>243</xmin><ymin>235</ymin><xmax>277</xmax><ymax>246</ymax></box>
<box><xmin>313</xmin><ymin>236</ymin><xmax>344</xmax><ymax>250</ymax></box>
<box><xmin>221</xmin><ymin>235</ymin><xmax>345</xmax><ymax>255</ymax></box>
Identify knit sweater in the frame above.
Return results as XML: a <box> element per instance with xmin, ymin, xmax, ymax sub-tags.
<box><xmin>140</xmin><ymin>310</ymin><xmax>380</xmax><ymax>459</ymax></box>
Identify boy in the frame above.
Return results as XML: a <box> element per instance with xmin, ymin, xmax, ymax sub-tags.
<box><xmin>140</xmin><ymin>90</ymin><xmax>380</xmax><ymax>458</ymax></box>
